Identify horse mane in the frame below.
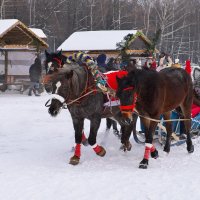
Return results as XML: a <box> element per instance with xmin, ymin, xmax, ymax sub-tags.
<box><xmin>120</xmin><ymin>68</ymin><xmax>157</xmax><ymax>89</ymax></box>
<box><xmin>50</xmin><ymin>63</ymin><xmax>88</xmax><ymax>97</ymax></box>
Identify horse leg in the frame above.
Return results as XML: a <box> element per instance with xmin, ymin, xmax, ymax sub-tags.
<box><xmin>88</xmin><ymin>115</ymin><xmax>106</xmax><ymax>157</ymax></box>
<box><xmin>81</xmin><ymin>129</ymin><xmax>88</xmax><ymax>146</ymax></box>
<box><xmin>180</xmin><ymin>105</ymin><xmax>194</xmax><ymax>153</ymax></box>
<box><xmin>69</xmin><ymin>118</ymin><xmax>84</xmax><ymax>165</ymax></box>
<box><xmin>163</xmin><ymin>112</ymin><xmax>172</xmax><ymax>153</ymax></box>
<box><xmin>120</xmin><ymin>123</ymin><xmax>133</xmax><ymax>151</ymax></box>
<box><xmin>139</xmin><ymin>118</ymin><xmax>158</xmax><ymax>169</ymax></box>
<box><xmin>119</xmin><ymin>114</ymin><xmax>138</xmax><ymax>151</ymax></box>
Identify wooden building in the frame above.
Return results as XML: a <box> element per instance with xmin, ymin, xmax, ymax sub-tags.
<box><xmin>0</xmin><ymin>19</ymin><xmax>48</xmax><ymax>89</ymax></box>
<box><xmin>57</xmin><ymin>30</ymin><xmax>158</xmax><ymax>58</ymax></box>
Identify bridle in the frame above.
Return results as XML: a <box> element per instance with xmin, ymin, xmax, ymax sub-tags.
<box><xmin>52</xmin><ymin>57</ymin><xmax>62</xmax><ymax>68</ymax></box>
<box><xmin>47</xmin><ymin>57</ymin><xmax>63</xmax><ymax>74</ymax></box>
<box><xmin>119</xmin><ymin>86</ymin><xmax>137</xmax><ymax>114</ymax></box>
<box><xmin>45</xmin><ymin>65</ymin><xmax>97</xmax><ymax>108</ymax></box>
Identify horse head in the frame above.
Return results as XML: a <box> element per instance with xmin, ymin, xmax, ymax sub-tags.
<box><xmin>44</xmin><ymin>50</ymin><xmax>70</xmax><ymax>93</ymax></box>
<box><xmin>46</xmin><ymin>68</ymin><xmax>74</xmax><ymax>117</ymax></box>
<box><xmin>45</xmin><ymin>50</ymin><xmax>67</xmax><ymax>74</ymax></box>
<box><xmin>116</xmin><ymin>70</ymin><xmax>138</xmax><ymax>125</ymax></box>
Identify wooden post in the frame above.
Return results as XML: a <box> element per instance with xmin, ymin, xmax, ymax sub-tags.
<box><xmin>4</xmin><ymin>50</ymin><xmax>8</xmax><ymax>84</ymax></box>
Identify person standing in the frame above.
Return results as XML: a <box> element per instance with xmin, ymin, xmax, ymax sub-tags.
<box><xmin>96</xmin><ymin>54</ymin><xmax>120</xmax><ymax>136</ymax></box>
<box><xmin>96</xmin><ymin>54</ymin><xmax>107</xmax><ymax>73</ymax></box>
<box><xmin>157</xmin><ymin>52</ymin><xmax>172</xmax><ymax>72</ymax></box>
<box><xmin>28</xmin><ymin>57</ymin><xmax>42</xmax><ymax>96</ymax></box>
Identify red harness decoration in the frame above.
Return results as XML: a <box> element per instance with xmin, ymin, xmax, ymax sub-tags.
<box><xmin>53</xmin><ymin>57</ymin><xmax>62</xmax><ymax>67</ymax></box>
<box><xmin>104</xmin><ymin>70</ymin><xmax>128</xmax><ymax>91</ymax></box>
<box><xmin>119</xmin><ymin>89</ymin><xmax>138</xmax><ymax>112</ymax></box>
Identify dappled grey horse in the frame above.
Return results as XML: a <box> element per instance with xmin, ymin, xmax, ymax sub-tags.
<box><xmin>44</xmin><ymin>63</ymin><xmax>136</xmax><ymax>165</ymax></box>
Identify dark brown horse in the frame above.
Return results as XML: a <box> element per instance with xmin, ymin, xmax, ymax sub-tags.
<box><xmin>116</xmin><ymin>67</ymin><xmax>194</xmax><ymax>169</ymax></box>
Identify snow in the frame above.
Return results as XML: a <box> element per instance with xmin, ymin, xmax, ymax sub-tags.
<box><xmin>57</xmin><ymin>30</ymin><xmax>137</xmax><ymax>51</ymax></box>
<box><xmin>1</xmin><ymin>92</ymin><xmax>200</xmax><ymax>200</ymax></box>
<box><xmin>29</xmin><ymin>28</ymin><xmax>47</xmax><ymax>39</ymax></box>
<box><xmin>0</xmin><ymin>19</ymin><xmax>47</xmax><ymax>40</ymax></box>
<box><xmin>0</xmin><ymin>19</ymin><xmax>18</xmax><ymax>36</ymax></box>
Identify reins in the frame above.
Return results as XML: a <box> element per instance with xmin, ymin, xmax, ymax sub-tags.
<box><xmin>133</xmin><ymin>109</ymin><xmax>191</xmax><ymax>123</ymax></box>
<box><xmin>63</xmin><ymin>89</ymin><xmax>98</xmax><ymax>108</ymax></box>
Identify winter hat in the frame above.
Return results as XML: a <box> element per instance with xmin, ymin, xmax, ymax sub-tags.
<box><xmin>34</xmin><ymin>57</ymin><xmax>41</xmax><ymax>65</ymax></box>
<box><xmin>97</xmin><ymin>54</ymin><xmax>106</xmax><ymax>65</ymax></box>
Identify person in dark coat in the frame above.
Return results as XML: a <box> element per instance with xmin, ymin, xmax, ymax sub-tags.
<box><xmin>28</xmin><ymin>57</ymin><xmax>42</xmax><ymax>96</ymax></box>
<box><xmin>96</xmin><ymin>54</ymin><xmax>107</xmax><ymax>73</ymax></box>
<box><xmin>106</xmin><ymin>57</ymin><xmax>121</xmax><ymax>71</ymax></box>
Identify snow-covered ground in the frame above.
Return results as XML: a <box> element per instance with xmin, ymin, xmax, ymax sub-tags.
<box><xmin>1</xmin><ymin>92</ymin><xmax>200</xmax><ymax>200</ymax></box>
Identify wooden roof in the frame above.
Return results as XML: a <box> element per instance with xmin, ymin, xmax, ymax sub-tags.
<box><xmin>0</xmin><ymin>19</ymin><xmax>48</xmax><ymax>49</ymax></box>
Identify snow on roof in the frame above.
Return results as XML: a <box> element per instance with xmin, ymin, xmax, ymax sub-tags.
<box><xmin>29</xmin><ymin>28</ymin><xmax>47</xmax><ymax>39</ymax></box>
<box><xmin>57</xmin><ymin>30</ymin><xmax>138</xmax><ymax>51</ymax></box>
<box><xmin>0</xmin><ymin>19</ymin><xmax>19</xmax><ymax>37</ymax></box>
<box><xmin>0</xmin><ymin>19</ymin><xmax>48</xmax><ymax>48</ymax></box>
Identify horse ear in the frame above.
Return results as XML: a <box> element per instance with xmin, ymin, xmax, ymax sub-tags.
<box><xmin>58</xmin><ymin>50</ymin><xmax>62</xmax><ymax>56</ymax></box>
<box><xmin>45</xmin><ymin>50</ymin><xmax>50</xmax><ymax>58</ymax></box>
<box><xmin>65</xmin><ymin>70</ymin><xmax>73</xmax><ymax>79</ymax></box>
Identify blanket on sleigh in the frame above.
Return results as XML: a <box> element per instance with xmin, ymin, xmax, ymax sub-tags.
<box><xmin>103</xmin><ymin>70</ymin><xmax>128</xmax><ymax>106</ymax></box>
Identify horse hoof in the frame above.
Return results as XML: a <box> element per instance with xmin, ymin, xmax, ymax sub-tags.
<box><xmin>187</xmin><ymin>144</ymin><xmax>194</xmax><ymax>153</ymax></box>
<box><xmin>126</xmin><ymin>142</ymin><xmax>132</xmax><ymax>151</ymax></box>
<box><xmin>69</xmin><ymin>155</ymin><xmax>80</xmax><ymax>165</ymax></box>
<box><xmin>120</xmin><ymin>141</ymin><xmax>132</xmax><ymax>152</ymax></box>
<box><xmin>96</xmin><ymin>146</ymin><xmax>106</xmax><ymax>157</ymax></box>
<box><xmin>139</xmin><ymin>164</ymin><xmax>148</xmax><ymax>169</ymax></box>
<box><xmin>120</xmin><ymin>144</ymin><xmax>127</xmax><ymax>152</ymax></box>
<box><xmin>163</xmin><ymin>146</ymin><xmax>170</xmax><ymax>153</ymax></box>
<box><xmin>82</xmin><ymin>139</ymin><xmax>89</xmax><ymax>146</ymax></box>
<box><xmin>139</xmin><ymin>159</ymin><xmax>148</xmax><ymax>169</ymax></box>
<box><xmin>151</xmin><ymin>149</ymin><xmax>159</xmax><ymax>159</ymax></box>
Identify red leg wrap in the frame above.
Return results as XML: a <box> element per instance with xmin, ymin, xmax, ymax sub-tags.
<box><xmin>82</xmin><ymin>131</ymin><xmax>87</xmax><ymax>142</ymax></box>
<box><xmin>150</xmin><ymin>145</ymin><xmax>156</xmax><ymax>153</ymax></box>
<box><xmin>74</xmin><ymin>144</ymin><xmax>81</xmax><ymax>158</ymax></box>
<box><xmin>144</xmin><ymin>146</ymin><xmax>151</xmax><ymax>160</ymax></box>
<box><xmin>93</xmin><ymin>144</ymin><xmax>101</xmax><ymax>154</ymax></box>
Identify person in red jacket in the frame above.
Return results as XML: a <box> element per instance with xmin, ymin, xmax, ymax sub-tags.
<box><xmin>191</xmin><ymin>76</ymin><xmax>200</xmax><ymax>133</ymax></box>
<box><xmin>143</xmin><ymin>57</ymin><xmax>157</xmax><ymax>70</ymax></box>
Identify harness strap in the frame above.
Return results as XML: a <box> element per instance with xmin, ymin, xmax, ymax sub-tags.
<box><xmin>134</xmin><ymin>109</ymin><xmax>191</xmax><ymax>123</ymax></box>
<box><xmin>53</xmin><ymin>57</ymin><xmax>62</xmax><ymax>67</ymax></box>
<box><xmin>52</xmin><ymin>94</ymin><xmax>65</xmax><ymax>104</ymax></box>
<box><xmin>120</xmin><ymin>93</ymin><xmax>137</xmax><ymax>112</ymax></box>
<box><xmin>120</xmin><ymin>105</ymin><xmax>135</xmax><ymax>111</ymax></box>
